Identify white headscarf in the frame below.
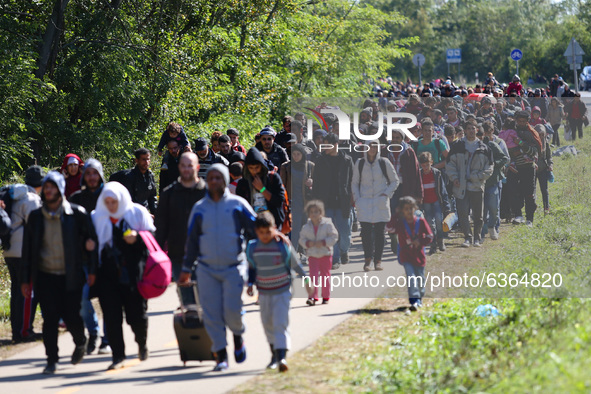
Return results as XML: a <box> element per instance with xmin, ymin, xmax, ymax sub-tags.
<box><xmin>92</xmin><ymin>182</ymin><xmax>155</xmax><ymax>257</ymax></box>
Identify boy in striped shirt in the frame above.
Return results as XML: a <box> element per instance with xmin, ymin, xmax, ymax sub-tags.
<box><xmin>246</xmin><ymin>211</ymin><xmax>308</xmax><ymax>372</ymax></box>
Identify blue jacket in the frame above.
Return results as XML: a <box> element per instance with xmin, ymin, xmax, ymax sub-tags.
<box><xmin>182</xmin><ymin>189</ymin><xmax>256</xmax><ymax>271</ymax></box>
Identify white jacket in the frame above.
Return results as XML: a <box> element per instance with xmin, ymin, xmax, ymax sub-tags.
<box><xmin>3</xmin><ymin>185</ymin><xmax>42</xmax><ymax>258</ymax></box>
<box><xmin>299</xmin><ymin>217</ymin><xmax>339</xmax><ymax>258</ymax></box>
<box><xmin>352</xmin><ymin>151</ymin><xmax>399</xmax><ymax>224</ymax></box>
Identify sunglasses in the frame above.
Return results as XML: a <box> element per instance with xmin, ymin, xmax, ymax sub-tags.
<box><xmin>262</xmin><ymin>137</ymin><xmax>273</xmax><ymax>141</ymax></box>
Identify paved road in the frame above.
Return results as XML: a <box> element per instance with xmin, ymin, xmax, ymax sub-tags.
<box><xmin>0</xmin><ymin>233</ymin><xmax>406</xmax><ymax>394</ymax></box>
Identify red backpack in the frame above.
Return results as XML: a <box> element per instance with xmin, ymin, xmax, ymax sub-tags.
<box><xmin>137</xmin><ymin>231</ymin><xmax>172</xmax><ymax>299</ymax></box>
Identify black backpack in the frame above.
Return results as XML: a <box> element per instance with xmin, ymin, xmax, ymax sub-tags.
<box><xmin>358</xmin><ymin>157</ymin><xmax>391</xmax><ymax>185</ymax></box>
<box><xmin>109</xmin><ymin>169</ymin><xmax>132</xmax><ymax>188</ymax></box>
<box><xmin>0</xmin><ymin>186</ymin><xmax>15</xmax><ymax>249</ymax></box>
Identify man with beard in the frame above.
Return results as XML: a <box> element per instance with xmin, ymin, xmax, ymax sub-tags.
<box><xmin>155</xmin><ymin>152</ymin><xmax>207</xmax><ymax>304</ymax></box>
<box><xmin>194</xmin><ymin>137</ymin><xmax>229</xmax><ymax>179</ymax></box>
<box><xmin>159</xmin><ymin>139</ymin><xmax>182</xmax><ymax>193</ymax></box>
<box><xmin>21</xmin><ymin>171</ymin><xmax>96</xmax><ymax>374</ymax></box>
<box><xmin>256</xmin><ymin>128</ymin><xmax>289</xmax><ymax>169</ymax></box>
<box><xmin>218</xmin><ymin>134</ymin><xmax>242</xmax><ymax>164</ymax></box>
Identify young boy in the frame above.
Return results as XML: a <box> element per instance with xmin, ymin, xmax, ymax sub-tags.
<box><xmin>157</xmin><ymin>122</ymin><xmax>190</xmax><ymax>156</ymax></box>
<box><xmin>246</xmin><ymin>212</ymin><xmax>310</xmax><ymax>372</ymax></box>
<box><xmin>418</xmin><ymin>152</ymin><xmax>450</xmax><ymax>254</ymax></box>
<box><xmin>228</xmin><ymin>162</ymin><xmax>243</xmax><ymax>194</ymax></box>
<box><xmin>226</xmin><ymin>128</ymin><xmax>247</xmax><ymax>154</ymax></box>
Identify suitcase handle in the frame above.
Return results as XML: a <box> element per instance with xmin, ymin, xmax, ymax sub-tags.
<box><xmin>176</xmin><ymin>281</ymin><xmax>201</xmax><ymax>310</ymax></box>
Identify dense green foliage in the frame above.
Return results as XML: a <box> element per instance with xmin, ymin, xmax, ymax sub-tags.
<box><xmin>379</xmin><ymin>0</ymin><xmax>591</xmax><ymax>84</ymax></box>
<box><xmin>0</xmin><ymin>0</ymin><xmax>413</xmax><ymax>179</ymax></box>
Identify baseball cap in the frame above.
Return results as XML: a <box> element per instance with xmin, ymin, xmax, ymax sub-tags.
<box><xmin>194</xmin><ymin>137</ymin><xmax>208</xmax><ymax>151</ymax></box>
<box><xmin>260</xmin><ymin>127</ymin><xmax>275</xmax><ymax>137</ymax></box>
<box><xmin>286</xmin><ymin>133</ymin><xmax>297</xmax><ymax>144</ymax></box>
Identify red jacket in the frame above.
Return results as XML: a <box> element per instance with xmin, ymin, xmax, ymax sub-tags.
<box><xmin>507</xmin><ymin>82</ymin><xmax>523</xmax><ymax>96</ymax></box>
<box><xmin>61</xmin><ymin>153</ymin><xmax>84</xmax><ymax>198</ymax></box>
<box><xmin>388</xmin><ymin>214</ymin><xmax>433</xmax><ymax>267</ymax></box>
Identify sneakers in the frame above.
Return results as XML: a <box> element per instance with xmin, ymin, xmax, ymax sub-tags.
<box><xmin>98</xmin><ymin>342</ymin><xmax>112</xmax><ymax>355</ymax></box>
<box><xmin>322</xmin><ymin>298</ymin><xmax>329</xmax><ymax>305</ymax></box>
<box><xmin>43</xmin><ymin>362</ymin><xmax>57</xmax><ymax>375</ymax></box>
<box><xmin>71</xmin><ymin>344</ymin><xmax>86</xmax><ymax>365</ymax></box>
<box><xmin>489</xmin><ymin>228</ymin><xmax>499</xmax><ymax>240</ymax></box>
<box><xmin>138</xmin><ymin>346</ymin><xmax>149</xmax><ymax>361</ymax></box>
<box><xmin>544</xmin><ymin>208</ymin><xmax>550</xmax><ymax>215</ymax></box>
<box><xmin>461</xmin><ymin>239</ymin><xmax>471</xmax><ymax>248</ymax></box>
<box><xmin>473</xmin><ymin>240</ymin><xmax>482</xmax><ymax>247</ymax></box>
<box><xmin>275</xmin><ymin>349</ymin><xmax>288</xmax><ymax>372</ymax></box>
<box><xmin>267</xmin><ymin>345</ymin><xmax>278</xmax><ymax>370</ymax></box>
<box><xmin>363</xmin><ymin>258</ymin><xmax>371</xmax><ymax>272</ymax></box>
<box><xmin>525</xmin><ymin>220</ymin><xmax>533</xmax><ymax>227</ymax></box>
<box><xmin>234</xmin><ymin>335</ymin><xmax>246</xmax><ymax>364</ymax></box>
<box><xmin>374</xmin><ymin>261</ymin><xmax>383</xmax><ymax>271</ymax></box>
<box><xmin>341</xmin><ymin>252</ymin><xmax>349</xmax><ymax>265</ymax></box>
<box><xmin>331</xmin><ymin>262</ymin><xmax>341</xmax><ymax>270</ymax></box>
<box><xmin>428</xmin><ymin>243</ymin><xmax>437</xmax><ymax>255</ymax></box>
<box><xmin>299</xmin><ymin>254</ymin><xmax>308</xmax><ymax>266</ymax></box>
<box><xmin>512</xmin><ymin>216</ymin><xmax>525</xmax><ymax>225</ymax></box>
<box><xmin>409</xmin><ymin>303</ymin><xmax>419</xmax><ymax>312</ymax></box>
<box><xmin>213</xmin><ymin>348</ymin><xmax>229</xmax><ymax>372</ymax></box>
<box><xmin>107</xmin><ymin>358</ymin><xmax>126</xmax><ymax>371</ymax></box>
<box><xmin>437</xmin><ymin>238</ymin><xmax>446</xmax><ymax>251</ymax></box>
<box><xmin>306</xmin><ymin>298</ymin><xmax>316</xmax><ymax>306</ymax></box>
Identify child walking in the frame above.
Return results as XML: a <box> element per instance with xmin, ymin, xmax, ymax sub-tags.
<box><xmin>246</xmin><ymin>212</ymin><xmax>310</xmax><ymax>372</ymax></box>
<box><xmin>299</xmin><ymin>200</ymin><xmax>338</xmax><ymax>306</ymax></box>
<box><xmin>386</xmin><ymin>196</ymin><xmax>433</xmax><ymax>311</ymax></box>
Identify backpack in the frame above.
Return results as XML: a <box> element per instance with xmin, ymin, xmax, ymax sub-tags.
<box><xmin>109</xmin><ymin>169</ymin><xmax>132</xmax><ymax>188</ymax></box>
<box><xmin>137</xmin><ymin>231</ymin><xmax>172</xmax><ymax>299</ymax></box>
<box><xmin>358</xmin><ymin>157</ymin><xmax>391</xmax><ymax>186</ymax></box>
<box><xmin>268</xmin><ymin>169</ymin><xmax>292</xmax><ymax>235</ymax></box>
<box><xmin>0</xmin><ymin>186</ymin><xmax>14</xmax><ymax>249</ymax></box>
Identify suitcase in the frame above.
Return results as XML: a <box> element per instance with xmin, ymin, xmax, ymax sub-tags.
<box><xmin>173</xmin><ymin>283</ymin><xmax>215</xmax><ymax>365</ymax></box>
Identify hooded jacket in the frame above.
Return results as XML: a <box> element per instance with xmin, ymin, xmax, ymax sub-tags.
<box><xmin>61</xmin><ymin>153</ymin><xmax>84</xmax><ymax>199</ymax></box>
<box><xmin>280</xmin><ymin>144</ymin><xmax>315</xmax><ymax>205</ymax></box>
<box><xmin>21</xmin><ymin>171</ymin><xmax>96</xmax><ymax>291</ymax></box>
<box><xmin>298</xmin><ymin>216</ymin><xmax>339</xmax><ymax>258</ymax></box>
<box><xmin>182</xmin><ymin>187</ymin><xmax>256</xmax><ymax>271</ymax></box>
<box><xmin>446</xmin><ymin>138</ymin><xmax>494</xmax><ymax>198</ymax></box>
<box><xmin>2</xmin><ymin>184</ymin><xmax>42</xmax><ymax>258</ymax></box>
<box><xmin>69</xmin><ymin>158</ymin><xmax>105</xmax><ymax>212</ymax></box>
<box><xmin>236</xmin><ymin>148</ymin><xmax>286</xmax><ymax>228</ymax></box>
<box><xmin>483</xmin><ymin>139</ymin><xmax>510</xmax><ymax>188</ymax></box>
<box><xmin>352</xmin><ymin>150</ymin><xmax>400</xmax><ymax>223</ymax></box>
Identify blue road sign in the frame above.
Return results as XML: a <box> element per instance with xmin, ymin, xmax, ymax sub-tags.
<box><xmin>511</xmin><ymin>49</ymin><xmax>523</xmax><ymax>61</ymax></box>
<box><xmin>446</xmin><ymin>48</ymin><xmax>461</xmax><ymax>63</ymax></box>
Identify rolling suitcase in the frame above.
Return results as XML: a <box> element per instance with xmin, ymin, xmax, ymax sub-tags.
<box><xmin>173</xmin><ymin>283</ymin><xmax>215</xmax><ymax>365</ymax></box>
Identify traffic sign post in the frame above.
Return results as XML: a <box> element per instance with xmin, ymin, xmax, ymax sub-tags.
<box><xmin>511</xmin><ymin>49</ymin><xmax>523</xmax><ymax>76</ymax></box>
<box><xmin>564</xmin><ymin>38</ymin><xmax>585</xmax><ymax>93</ymax></box>
<box><xmin>446</xmin><ymin>48</ymin><xmax>461</xmax><ymax>79</ymax></box>
<box><xmin>412</xmin><ymin>53</ymin><xmax>426</xmax><ymax>86</ymax></box>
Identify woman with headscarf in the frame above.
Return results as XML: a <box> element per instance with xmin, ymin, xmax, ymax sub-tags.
<box><xmin>280</xmin><ymin>144</ymin><xmax>314</xmax><ymax>262</ymax></box>
<box><xmin>91</xmin><ymin>182</ymin><xmax>155</xmax><ymax>370</ymax></box>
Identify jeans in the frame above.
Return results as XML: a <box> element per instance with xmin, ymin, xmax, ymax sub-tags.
<box><xmin>290</xmin><ymin>197</ymin><xmax>305</xmax><ymax>254</ymax></box>
<box><xmin>481</xmin><ymin>183</ymin><xmax>500</xmax><ymax>237</ymax></box>
<box><xmin>325</xmin><ymin>208</ymin><xmax>352</xmax><ymax>263</ymax></box>
<box><xmin>402</xmin><ymin>263</ymin><xmax>425</xmax><ymax>302</ymax></box>
<box><xmin>421</xmin><ymin>201</ymin><xmax>443</xmax><ymax>240</ymax></box>
<box><xmin>360</xmin><ymin>222</ymin><xmax>386</xmax><ymax>261</ymax></box>
<box><xmin>456</xmin><ymin>190</ymin><xmax>484</xmax><ymax>242</ymax></box>
<box><xmin>5</xmin><ymin>257</ymin><xmax>37</xmax><ymax>342</ymax></box>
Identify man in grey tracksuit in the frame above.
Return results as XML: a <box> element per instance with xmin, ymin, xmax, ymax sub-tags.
<box><xmin>446</xmin><ymin>120</ymin><xmax>494</xmax><ymax>247</ymax></box>
<box><xmin>179</xmin><ymin>163</ymin><xmax>256</xmax><ymax>372</ymax></box>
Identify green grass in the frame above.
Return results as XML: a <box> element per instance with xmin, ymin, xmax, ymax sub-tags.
<box><xmin>347</xmin><ymin>131</ymin><xmax>591</xmax><ymax>392</ymax></box>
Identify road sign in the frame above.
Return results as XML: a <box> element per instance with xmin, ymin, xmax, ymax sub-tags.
<box><xmin>412</xmin><ymin>53</ymin><xmax>425</xmax><ymax>67</ymax></box>
<box><xmin>510</xmin><ymin>49</ymin><xmax>523</xmax><ymax>61</ymax></box>
<box><xmin>446</xmin><ymin>48</ymin><xmax>461</xmax><ymax>63</ymax></box>
<box><xmin>564</xmin><ymin>38</ymin><xmax>585</xmax><ymax>93</ymax></box>
<box><xmin>567</xmin><ymin>55</ymin><xmax>583</xmax><ymax>65</ymax></box>
<box><xmin>564</xmin><ymin>39</ymin><xmax>584</xmax><ymax>57</ymax></box>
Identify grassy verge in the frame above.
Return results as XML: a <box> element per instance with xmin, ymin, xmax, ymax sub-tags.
<box><xmin>236</xmin><ymin>131</ymin><xmax>591</xmax><ymax>393</ymax></box>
